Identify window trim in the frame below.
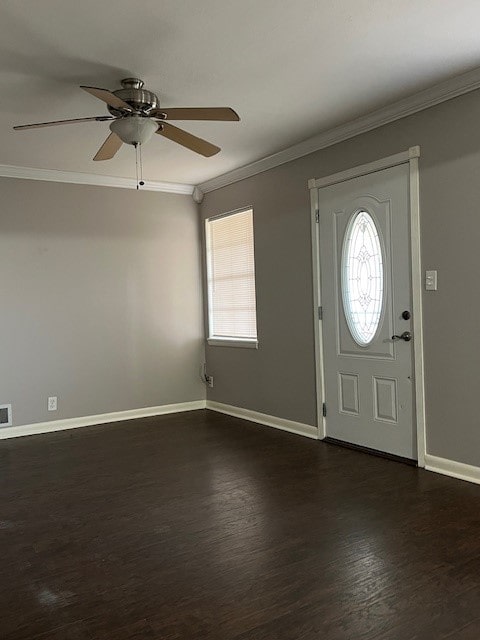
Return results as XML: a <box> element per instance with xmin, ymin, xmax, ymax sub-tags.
<box><xmin>205</xmin><ymin>206</ymin><xmax>258</xmax><ymax>348</ymax></box>
<box><xmin>207</xmin><ymin>337</ymin><xmax>258</xmax><ymax>349</ymax></box>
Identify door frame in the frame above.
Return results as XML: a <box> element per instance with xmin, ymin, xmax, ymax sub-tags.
<box><xmin>308</xmin><ymin>146</ymin><xmax>426</xmax><ymax>467</ymax></box>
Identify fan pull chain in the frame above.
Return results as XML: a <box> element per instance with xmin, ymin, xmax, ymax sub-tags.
<box><xmin>134</xmin><ymin>143</ymin><xmax>145</xmax><ymax>190</ymax></box>
<box><xmin>139</xmin><ymin>143</ymin><xmax>144</xmax><ymax>187</ymax></box>
<box><xmin>134</xmin><ymin>143</ymin><xmax>139</xmax><ymax>190</ymax></box>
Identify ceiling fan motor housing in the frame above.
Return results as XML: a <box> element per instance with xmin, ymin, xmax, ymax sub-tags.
<box><xmin>108</xmin><ymin>78</ymin><xmax>160</xmax><ymax>116</ymax></box>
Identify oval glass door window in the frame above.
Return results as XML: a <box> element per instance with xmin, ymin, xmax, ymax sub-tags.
<box><xmin>341</xmin><ymin>210</ymin><xmax>384</xmax><ymax>346</ymax></box>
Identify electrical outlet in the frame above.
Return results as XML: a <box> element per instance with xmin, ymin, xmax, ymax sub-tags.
<box><xmin>48</xmin><ymin>396</ymin><xmax>57</xmax><ymax>411</ymax></box>
<box><xmin>425</xmin><ymin>270</ymin><xmax>438</xmax><ymax>291</ymax></box>
<box><xmin>207</xmin><ymin>376</ymin><xmax>214</xmax><ymax>388</ymax></box>
<box><xmin>0</xmin><ymin>404</ymin><xmax>12</xmax><ymax>427</ymax></box>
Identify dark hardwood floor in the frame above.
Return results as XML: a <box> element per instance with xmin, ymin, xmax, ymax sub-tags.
<box><xmin>1</xmin><ymin>409</ymin><xmax>480</xmax><ymax>639</ymax></box>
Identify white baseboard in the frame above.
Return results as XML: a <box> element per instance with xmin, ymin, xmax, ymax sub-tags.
<box><xmin>0</xmin><ymin>400</ymin><xmax>207</xmax><ymax>440</ymax></box>
<box><xmin>206</xmin><ymin>400</ymin><xmax>318</xmax><ymax>439</ymax></box>
<box><xmin>425</xmin><ymin>453</ymin><xmax>480</xmax><ymax>486</ymax></box>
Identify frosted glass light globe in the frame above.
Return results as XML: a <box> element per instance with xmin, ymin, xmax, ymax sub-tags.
<box><xmin>110</xmin><ymin>116</ymin><xmax>158</xmax><ymax>145</ymax></box>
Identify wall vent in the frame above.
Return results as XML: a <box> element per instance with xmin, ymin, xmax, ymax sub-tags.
<box><xmin>0</xmin><ymin>405</ymin><xmax>12</xmax><ymax>427</ymax></box>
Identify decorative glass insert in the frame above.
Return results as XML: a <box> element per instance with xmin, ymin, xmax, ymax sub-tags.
<box><xmin>341</xmin><ymin>210</ymin><xmax>384</xmax><ymax>346</ymax></box>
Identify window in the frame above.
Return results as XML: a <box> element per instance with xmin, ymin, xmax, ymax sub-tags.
<box><xmin>205</xmin><ymin>208</ymin><xmax>258</xmax><ymax>347</ymax></box>
<box><xmin>341</xmin><ymin>210</ymin><xmax>384</xmax><ymax>346</ymax></box>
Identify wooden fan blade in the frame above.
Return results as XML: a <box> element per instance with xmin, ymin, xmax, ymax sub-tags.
<box><xmin>157</xmin><ymin>122</ymin><xmax>220</xmax><ymax>157</ymax></box>
<box><xmin>80</xmin><ymin>86</ymin><xmax>133</xmax><ymax>112</ymax></box>
<box><xmin>13</xmin><ymin>116</ymin><xmax>113</xmax><ymax>130</ymax></box>
<box><xmin>93</xmin><ymin>132</ymin><xmax>123</xmax><ymax>161</ymax></box>
<box><xmin>152</xmin><ymin>107</ymin><xmax>239</xmax><ymax>121</ymax></box>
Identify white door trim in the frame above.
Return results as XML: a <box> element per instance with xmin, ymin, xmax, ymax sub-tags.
<box><xmin>308</xmin><ymin>146</ymin><xmax>426</xmax><ymax>467</ymax></box>
<box><xmin>310</xmin><ymin>184</ymin><xmax>325</xmax><ymax>441</ymax></box>
<box><xmin>307</xmin><ymin>146</ymin><xmax>420</xmax><ymax>190</ymax></box>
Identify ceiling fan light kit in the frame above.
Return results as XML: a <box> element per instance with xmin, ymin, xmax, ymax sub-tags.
<box><xmin>13</xmin><ymin>77</ymin><xmax>240</xmax><ymax>187</ymax></box>
<box><xmin>110</xmin><ymin>115</ymin><xmax>158</xmax><ymax>145</ymax></box>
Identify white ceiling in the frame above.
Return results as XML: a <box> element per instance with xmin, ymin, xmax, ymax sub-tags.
<box><xmin>2</xmin><ymin>0</ymin><xmax>480</xmax><ymax>185</ymax></box>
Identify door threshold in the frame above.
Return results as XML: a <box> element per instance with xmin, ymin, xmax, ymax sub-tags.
<box><xmin>323</xmin><ymin>437</ymin><xmax>417</xmax><ymax>467</ymax></box>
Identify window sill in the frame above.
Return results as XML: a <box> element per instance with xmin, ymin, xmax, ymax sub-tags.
<box><xmin>207</xmin><ymin>338</ymin><xmax>258</xmax><ymax>349</ymax></box>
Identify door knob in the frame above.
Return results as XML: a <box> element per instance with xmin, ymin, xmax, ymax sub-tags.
<box><xmin>392</xmin><ymin>331</ymin><xmax>412</xmax><ymax>342</ymax></box>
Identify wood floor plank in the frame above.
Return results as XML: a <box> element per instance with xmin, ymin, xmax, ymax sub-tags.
<box><xmin>1</xmin><ymin>409</ymin><xmax>480</xmax><ymax>639</ymax></box>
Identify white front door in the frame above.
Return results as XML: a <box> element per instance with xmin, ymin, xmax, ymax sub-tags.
<box><xmin>317</xmin><ymin>162</ymin><xmax>416</xmax><ymax>460</ymax></box>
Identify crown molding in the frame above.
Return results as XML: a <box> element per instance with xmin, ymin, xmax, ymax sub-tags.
<box><xmin>0</xmin><ymin>164</ymin><xmax>194</xmax><ymax>195</ymax></box>
<box><xmin>192</xmin><ymin>185</ymin><xmax>204</xmax><ymax>203</ymax></box>
<box><xmin>198</xmin><ymin>66</ymin><xmax>480</xmax><ymax>194</ymax></box>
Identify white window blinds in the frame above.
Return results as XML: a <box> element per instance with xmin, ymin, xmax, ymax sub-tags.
<box><xmin>206</xmin><ymin>208</ymin><xmax>257</xmax><ymax>341</ymax></box>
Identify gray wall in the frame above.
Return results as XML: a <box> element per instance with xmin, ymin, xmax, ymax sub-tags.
<box><xmin>0</xmin><ymin>178</ymin><xmax>205</xmax><ymax>427</ymax></box>
<box><xmin>200</xmin><ymin>88</ymin><xmax>480</xmax><ymax>468</ymax></box>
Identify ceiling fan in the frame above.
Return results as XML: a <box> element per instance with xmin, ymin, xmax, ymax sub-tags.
<box><xmin>13</xmin><ymin>78</ymin><xmax>240</xmax><ymax>161</ymax></box>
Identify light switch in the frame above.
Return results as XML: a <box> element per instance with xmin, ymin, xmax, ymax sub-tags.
<box><xmin>425</xmin><ymin>270</ymin><xmax>437</xmax><ymax>291</ymax></box>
